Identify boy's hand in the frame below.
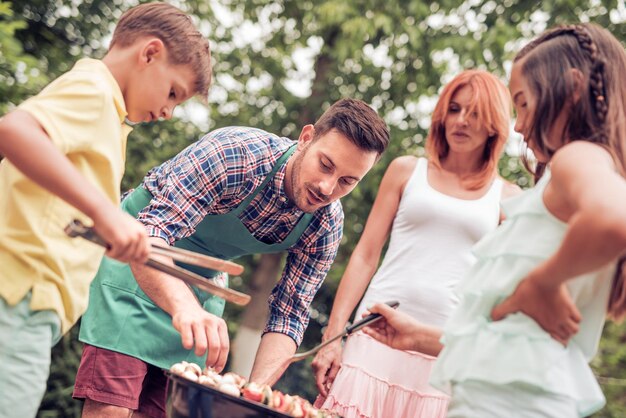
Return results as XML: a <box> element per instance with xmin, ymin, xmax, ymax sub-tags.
<box><xmin>92</xmin><ymin>209</ymin><xmax>150</xmax><ymax>264</ymax></box>
<box><xmin>491</xmin><ymin>278</ymin><xmax>581</xmax><ymax>345</ymax></box>
<box><xmin>171</xmin><ymin>304</ymin><xmax>230</xmax><ymax>372</ymax></box>
<box><xmin>311</xmin><ymin>339</ymin><xmax>343</xmax><ymax>397</ymax></box>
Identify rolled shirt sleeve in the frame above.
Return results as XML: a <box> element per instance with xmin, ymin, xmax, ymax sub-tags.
<box><xmin>137</xmin><ymin>130</ymin><xmax>250</xmax><ymax>244</ymax></box>
<box><xmin>264</xmin><ymin>205</ymin><xmax>344</xmax><ymax>346</ymax></box>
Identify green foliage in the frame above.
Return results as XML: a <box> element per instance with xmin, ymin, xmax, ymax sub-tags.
<box><xmin>0</xmin><ymin>1</ymin><xmax>46</xmax><ymax>113</ymax></box>
<box><xmin>38</xmin><ymin>327</ymin><xmax>83</xmax><ymax>418</ymax></box>
<box><xmin>122</xmin><ymin>119</ymin><xmax>205</xmax><ymax>190</ymax></box>
<box><xmin>592</xmin><ymin>322</ymin><xmax>626</xmax><ymax>417</ymax></box>
<box><xmin>0</xmin><ymin>0</ymin><xmax>623</xmax><ymax>415</ymax></box>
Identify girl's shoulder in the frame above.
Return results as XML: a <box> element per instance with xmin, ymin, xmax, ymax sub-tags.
<box><xmin>552</xmin><ymin>141</ymin><xmax>614</xmax><ymax>166</ymax></box>
<box><xmin>545</xmin><ymin>141</ymin><xmax>620</xmax><ymax>221</ymax></box>
<box><xmin>550</xmin><ymin>141</ymin><xmax>615</xmax><ymax>181</ymax></box>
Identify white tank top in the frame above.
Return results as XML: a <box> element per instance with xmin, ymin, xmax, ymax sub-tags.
<box><xmin>355</xmin><ymin>158</ymin><xmax>503</xmax><ymax>328</ymax></box>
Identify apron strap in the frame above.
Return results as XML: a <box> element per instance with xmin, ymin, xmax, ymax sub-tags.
<box><xmin>231</xmin><ymin>144</ymin><xmax>297</xmax><ymax>216</ymax></box>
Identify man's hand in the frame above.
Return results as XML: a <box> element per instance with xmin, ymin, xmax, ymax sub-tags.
<box><xmin>311</xmin><ymin>339</ymin><xmax>343</xmax><ymax>398</ymax></box>
<box><xmin>92</xmin><ymin>208</ymin><xmax>150</xmax><ymax>264</ymax></box>
<box><xmin>249</xmin><ymin>333</ymin><xmax>296</xmax><ymax>385</ymax></box>
<box><xmin>491</xmin><ymin>277</ymin><xmax>581</xmax><ymax>345</ymax></box>
<box><xmin>130</xmin><ymin>240</ymin><xmax>229</xmax><ymax>371</ymax></box>
<box><xmin>172</xmin><ymin>304</ymin><xmax>230</xmax><ymax>372</ymax></box>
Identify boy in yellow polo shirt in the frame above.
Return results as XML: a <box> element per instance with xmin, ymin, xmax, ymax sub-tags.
<box><xmin>0</xmin><ymin>3</ymin><xmax>212</xmax><ymax>417</ymax></box>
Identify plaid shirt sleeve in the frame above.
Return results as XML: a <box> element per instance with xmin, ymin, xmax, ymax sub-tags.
<box><xmin>264</xmin><ymin>203</ymin><xmax>344</xmax><ymax>346</ymax></box>
<box><xmin>137</xmin><ymin>129</ymin><xmax>250</xmax><ymax>244</ymax></box>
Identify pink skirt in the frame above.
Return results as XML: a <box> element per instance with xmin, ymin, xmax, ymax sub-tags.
<box><xmin>318</xmin><ymin>333</ymin><xmax>449</xmax><ymax>418</ymax></box>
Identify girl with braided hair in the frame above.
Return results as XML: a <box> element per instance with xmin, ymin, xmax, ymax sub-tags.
<box><xmin>362</xmin><ymin>23</ymin><xmax>626</xmax><ymax>417</ymax></box>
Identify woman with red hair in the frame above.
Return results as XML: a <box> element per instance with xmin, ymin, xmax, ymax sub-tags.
<box><xmin>311</xmin><ymin>70</ymin><xmax>520</xmax><ymax>418</ymax></box>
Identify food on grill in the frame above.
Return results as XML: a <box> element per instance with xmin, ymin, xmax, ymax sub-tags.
<box><xmin>169</xmin><ymin>361</ymin><xmax>338</xmax><ymax>418</ymax></box>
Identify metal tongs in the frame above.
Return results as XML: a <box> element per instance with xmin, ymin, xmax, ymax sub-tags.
<box><xmin>265</xmin><ymin>300</ymin><xmax>400</xmax><ymax>384</ymax></box>
<box><xmin>64</xmin><ymin>219</ymin><xmax>251</xmax><ymax>306</ymax></box>
<box><xmin>290</xmin><ymin>300</ymin><xmax>400</xmax><ymax>362</ymax></box>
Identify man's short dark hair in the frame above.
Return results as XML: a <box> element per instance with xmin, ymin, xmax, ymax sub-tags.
<box><xmin>313</xmin><ymin>98</ymin><xmax>390</xmax><ymax>156</ymax></box>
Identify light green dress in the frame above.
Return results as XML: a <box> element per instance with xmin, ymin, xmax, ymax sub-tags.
<box><xmin>431</xmin><ymin>170</ymin><xmax>614</xmax><ymax>417</ymax></box>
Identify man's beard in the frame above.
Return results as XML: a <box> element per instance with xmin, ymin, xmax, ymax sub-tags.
<box><xmin>289</xmin><ymin>147</ymin><xmax>328</xmax><ymax>213</ymax></box>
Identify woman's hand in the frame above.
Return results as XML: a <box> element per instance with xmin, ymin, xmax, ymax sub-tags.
<box><xmin>311</xmin><ymin>339</ymin><xmax>343</xmax><ymax>398</ymax></box>
<box><xmin>491</xmin><ymin>276</ymin><xmax>581</xmax><ymax>345</ymax></box>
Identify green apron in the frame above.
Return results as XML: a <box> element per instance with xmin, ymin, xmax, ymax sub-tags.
<box><xmin>79</xmin><ymin>145</ymin><xmax>312</xmax><ymax>369</ymax></box>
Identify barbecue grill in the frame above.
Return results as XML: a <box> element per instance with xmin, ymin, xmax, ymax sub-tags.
<box><xmin>166</xmin><ymin>372</ymin><xmax>292</xmax><ymax>418</ymax></box>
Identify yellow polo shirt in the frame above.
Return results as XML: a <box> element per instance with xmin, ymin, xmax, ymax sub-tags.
<box><xmin>0</xmin><ymin>58</ymin><xmax>132</xmax><ymax>333</ymax></box>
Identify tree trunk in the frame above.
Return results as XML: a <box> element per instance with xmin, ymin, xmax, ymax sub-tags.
<box><xmin>231</xmin><ymin>252</ymin><xmax>284</xmax><ymax>377</ymax></box>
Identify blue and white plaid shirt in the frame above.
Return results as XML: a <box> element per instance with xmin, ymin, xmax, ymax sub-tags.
<box><xmin>136</xmin><ymin>126</ymin><xmax>344</xmax><ymax>346</ymax></box>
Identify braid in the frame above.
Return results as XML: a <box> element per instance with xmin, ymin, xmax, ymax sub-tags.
<box><xmin>573</xmin><ymin>25</ymin><xmax>609</xmax><ymax>136</ymax></box>
<box><xmin>569</xmin><ymin>25</ymin><xmax>598</xmax><ymax>60</ymax></box>
<box><xmin>517</xmin><ymin>24</ymin><xmax>609</xmax><ymax>136</ymax></box>
<box><xmin>517</xmin><ymin>24</ymin><xmax>597</xmax><ymax>61</ymax></box>
<box><xmin>590</xmin><ymin>60</ymin><xmax>609</xmax><ymax>125</ymax></box>
<box><xmin>569</xmin><ymin>26</ymin><xmax>609</xmax><ymax>129</ymax></box>
<box><xmin>515</xmin><ymin>25</ymin><xmax>580</xmax><ymax>61</ymax></box>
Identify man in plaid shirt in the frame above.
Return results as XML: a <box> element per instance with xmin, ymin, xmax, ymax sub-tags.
<box><xmin>74</xmin><ymin>98</ymin><xmax>390</xmax><ymax>418</ymax></box>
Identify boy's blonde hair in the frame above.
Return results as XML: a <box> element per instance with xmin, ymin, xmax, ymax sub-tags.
<box><xmin>110</xmin><ymin>2</ymin><xmax>211</xmax><ymax>98</ymax></box>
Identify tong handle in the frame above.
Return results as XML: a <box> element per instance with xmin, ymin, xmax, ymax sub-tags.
<box><xmin>65</xmin><ymin>219</ymin><xmax>244</xmax><ymax>276</ymax></box>
<box><xmin>64</xmin><ymin>219</ymin><xmax>109</xmax><ymax>248</ymax></box>
<box><xmin>64</xmin><ymin>219</ymin><xmax>250</xmax><ymax>306</ymax></box>
<box><xmin>345</xmin><ymin>300</ymin><xmax>400</xmax><ymax>335</ymax></box>
<box><xmin>288</xmin><ymin>300</ymin><xmax>401</xmax><ymax>364</ymax></box>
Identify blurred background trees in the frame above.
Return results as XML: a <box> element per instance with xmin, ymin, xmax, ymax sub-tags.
<box><xmin>1</xmin><ymin>0</ymin><xmax>625</xmax><ymax>416</ymax></box>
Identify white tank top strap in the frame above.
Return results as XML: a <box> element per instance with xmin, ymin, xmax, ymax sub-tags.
<box><xmin>399</xmin><ymin>157</ymin><xmax>428</xmax><ymax>198</ymax></box>
<box><xmin>409</xmin><ymin>157</ymin><xmax>428</xmax><ymax>186</ymax></box>
<box><xmin>485</xmin><ymin>176</ymin><xmax>503</xmax><ymax>203</ymax></box>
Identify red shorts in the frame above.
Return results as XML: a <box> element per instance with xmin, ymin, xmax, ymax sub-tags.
<box><xmin>73</xmin><ymin>344</ymin><xmax>167</xmax><ymax>418</ymax></box>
